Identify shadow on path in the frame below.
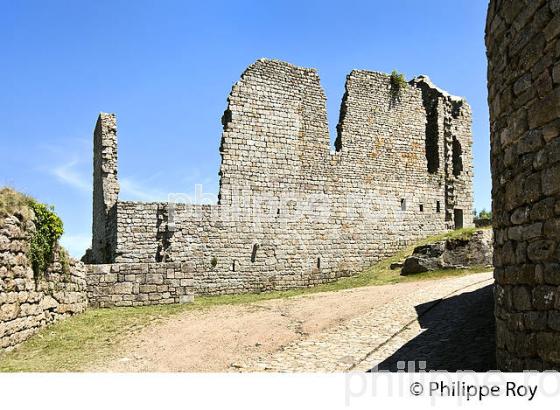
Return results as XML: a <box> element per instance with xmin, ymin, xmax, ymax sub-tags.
<box><xmin>374</xmin><ymin>284</ymin><xmax>496</xmax><ymax>372</ymax></box>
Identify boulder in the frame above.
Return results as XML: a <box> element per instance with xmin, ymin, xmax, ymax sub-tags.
<box><xmin>401</xmin><ymin>229</ymin><xmax>493</xmax><ymax>275</ymax></box>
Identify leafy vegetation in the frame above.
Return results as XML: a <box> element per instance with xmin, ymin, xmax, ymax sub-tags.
<box><xmin>0</xmin><ymin>187</ymin><xmax>64</xmax><ymax>279</ymax></box>
<box><xmin>475</xmin><ymin>208</ymin><xmax>492</xmax><ymax>220</ymax></box>
<box><xmin>0</xmin><ymin>227</ymin><xmax>490</xmax><ymax>372</ymax></box>
<box><xmin>390</xmin><ymin>69</ymin><xmax>407</xmax><ymax>100</ymax></box>
<box><xmin>28</xmin><ymin>202</ymin><xmax>63</xmax><ymax>279</ymax></box>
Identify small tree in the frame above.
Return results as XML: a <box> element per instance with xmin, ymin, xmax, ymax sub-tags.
<box><xmin>478</xmin><ymin>208</ymin><xmax>492</xmax><ymax>219</ymax></box>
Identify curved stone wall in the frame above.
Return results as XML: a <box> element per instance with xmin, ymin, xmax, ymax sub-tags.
<box><xmin>486</xmin><ymin>0</ymin><xmax>560</xmax><ymax>370</ymax></box>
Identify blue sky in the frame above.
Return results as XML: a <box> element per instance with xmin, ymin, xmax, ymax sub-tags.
<box><xmin>1</xmin><ymin>0</ymin><xmax>490</xmax><ymax>257</ymax></box>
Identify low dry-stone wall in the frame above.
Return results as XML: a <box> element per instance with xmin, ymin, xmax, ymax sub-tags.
<box><xmin>86</xmin><ymin>262</ymin><xmax>194</xmax><ymax>308</ymax></box>
<box><xmin>0</xmin><ymin>215</ymin><xmax>87</xmax><ymax>350</ymax></box>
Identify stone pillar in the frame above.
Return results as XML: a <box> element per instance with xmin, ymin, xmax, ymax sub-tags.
<box><xmin>486</xmin><ymin>0</ymin><xmax>560</xmax><ymax>370</ymax></box>
<box><xmin>92</xmin><ymin>113</ymin><xmax>119</xmax><ymax>263</ymax></box>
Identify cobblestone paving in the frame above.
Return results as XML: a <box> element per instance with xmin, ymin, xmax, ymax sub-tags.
<box><xmin>361</xmin><ymin>283</ymin><xmax>495</xmax><ymax>372</ymax></box>
<box><xmin>239</xmin><ymin>272</ymin><xmax>493</xmax><ymax>372</ymax></box>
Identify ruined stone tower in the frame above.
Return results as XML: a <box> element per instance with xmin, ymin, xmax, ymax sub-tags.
<box><xmin>89</xmin><ymin>59</ymin><xmax>473</xmax><ymax>296</ymax></box>
<box><xmin>92</xmin><ymin>113</ymin><xmax>119</xmax><ymax>263</ymax></box>
<box><xmin>487</xmin><ymin>0</ymin><xmax>560</xmax><ymax>370</ymax></box>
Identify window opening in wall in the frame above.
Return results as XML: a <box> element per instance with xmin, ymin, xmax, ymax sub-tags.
<box><xmin>251</xmin><ymin>244</ymin><xmax>259</xmax><ymax>263</ymax></box>
<box><xmin>452</xmin><ymin>137</ymin><xmax>463</xmax><ymax>177</ymax></box>
<box><xmin>419</xmin><ymin>204</ymin><xmax>424</xmax><ymax>212</ymax></box>
<box><xmin>277</xmin><ymin>208</ymin><xmax>280</xmax><ymax>215</ymax></box>
<box><xmin>232</xmin><ymin>260</ymin><xmax>236</xmax><ymax>272</ymax></box>
<box><xmin>317</xmin><ymin>257</ymin><xmax>321</xmax><ymax>269</ymax></box>
<box><xmin>400</xmin><ymin>198</ymin><xmax>406</xmax><ymax>211</ymax></box>
<box><xmin>436</xmin><ymin>201</ymin><xmax>441</xmax><ymax>213</ymax></box>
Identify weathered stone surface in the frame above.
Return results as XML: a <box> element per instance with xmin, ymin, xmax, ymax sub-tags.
<box><xmin>86</xmin><ymin>262</ymin><xmax>194</xmax><ymax>308</ymax></box>
<box><xmin>487</xmin><ymin>0</ymin><xmax>560</xmax><ymax>371</ymax></box>
<box><xmin>0</xmin><ymin>215</ymin><xmax>87</xmax><ymax>351</ymax></box>
<box><xmin>401</xmin><ymin>229</ymin><xmax>493</xmax><ymax>275</ymax></box>
<box><xmin>88</xmin><ymin>59</ymin><xmax>474</xmax><ymax>296</ymax></box>
<box><xmin>91</xmin><ymin>113</ymin><xmax>119</xmax><ymax>264</ymax></box>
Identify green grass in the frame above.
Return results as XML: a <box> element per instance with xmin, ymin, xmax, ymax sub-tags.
<box><xmin>0</xmin><ymin>227</ymin><xmax>491</xmax><ymax>372</ymax></box>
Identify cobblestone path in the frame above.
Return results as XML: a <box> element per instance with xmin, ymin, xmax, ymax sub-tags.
<box><xmin>240</xmin><ymin>272</ymin><xmax>494</xmax><ymax>372</ymax></box>
<box><xmin>97</xmin><ymin>272</ymin><xmax>494</xmax><ymax>372</ymax></box>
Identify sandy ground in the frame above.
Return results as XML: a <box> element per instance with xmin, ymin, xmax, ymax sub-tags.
<box><xmin>90</xmin><ymin>276</ymin><xmax>487</xmax><ymax>372</ymax></box>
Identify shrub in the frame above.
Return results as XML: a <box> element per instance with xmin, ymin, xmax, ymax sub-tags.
<box><xmin>1</xmin><ymin>187</ymin><xmax>64</xmax><ymax>279</ymax></box>
<box><xmin>390</xmin><ymin>69</ymin><xmax>407</xmax><ymax>99</ymax></box>
<box><xmin>478</xmin><ymin>208</ymin><xmax>492</xmax><ymax>220</ymax></box>
<box><xmin>28</xmin><ymin>201</ymin><xmax>64</xmax><ymax>279</ymax></box>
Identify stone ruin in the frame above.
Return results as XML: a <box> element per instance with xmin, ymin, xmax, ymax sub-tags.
<box><xmin>487</xmin><ymin>0</ymin><xmax>560</xmax><ymax>370</ymax></box>
<box><xmin>1</xmin><ymin>214</ymin><xmax>87</xmax><ymax>350</ymax></box>
<box><xmin>86</xmin><ymin>59</ymin><xmax>474</xmax><ymax>302</ymax></box>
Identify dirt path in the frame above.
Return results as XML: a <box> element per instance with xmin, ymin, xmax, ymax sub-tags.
<box><xmin>91</xmin><ymin>272</ymin><xmax>492</xmax><ymax>372</ymax></box>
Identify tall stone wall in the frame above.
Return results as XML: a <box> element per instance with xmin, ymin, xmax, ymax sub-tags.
<box><xmin>0</xmin><ymin>215</ymin><xmax>87</xmax><ymax>350</ymax></box>
<box><xmin>90</xmin><ymin>59</ymin><xmax>474</xmax><ymax>296</ymax></box>
<box><xmin>92</xmin><ymin>113</ymin><xmax>119</xmax><ymax>264</ymax></box>
<box><xmin>487</xmin><ymin>0</ymin><xmax>560</xmax><ymax>370</ymax></box>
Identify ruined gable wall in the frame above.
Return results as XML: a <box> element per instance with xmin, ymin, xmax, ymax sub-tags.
<box><xmin>334</xmin><ymin>72</ymin><xmax>447</xmax><ymax>233</ymax></box>
<box><xmin>487</xmin><ymin>0</ymin><xmax>560</xmax><ymax>370</ymax></box>
<box><xmin>218</xmin><ymin>59</ymin><xmax>331</xmax><ymax>204</ymax></box>
<box><xmin>101</xmin><ymin>59</ymin><xmax>473</xmax><ymax>296</ymax></box>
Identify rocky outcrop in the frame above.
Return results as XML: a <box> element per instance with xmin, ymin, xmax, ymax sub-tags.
<box><xmin>0</xmin><ymin>214</ymin><xmax>87</xmax><ymax>351</ymax></box>
<box><xmin>401</xmin><ymin>229</ymin><xmax>492</xmax><ymax>275</ymax></box>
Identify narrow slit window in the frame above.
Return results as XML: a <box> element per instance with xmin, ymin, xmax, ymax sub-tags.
<box><xmin>317</xmin><ymin>257</ymin><xmax>321</xmax><ymax>269</ymax></box>
<box><xmin>436</xmin><ymin>201</ymin><xmax>441</xmax><ymax>213</ymax></box>
<box><xmin>251</xmin><ymin>244</ymin><xmax>258</xmax><ymax>263</ymax></box>
<box><xmin>232</xmin><ymin>260</ymin><xmax>236</xmax><ymax>272</ymax></box>
<box><xmin>400</xmin><ymin>199</ymin><xmax>406</xmax><ymax>211</ymax></box>
<box><xmin>419</xmin><ymin>204</ymin><xmax>424</xmax><ymax>212</ymax></box>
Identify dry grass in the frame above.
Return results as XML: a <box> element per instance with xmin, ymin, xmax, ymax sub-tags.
<box><xmin>0</xmin><ymin>187</ymin><xmax>35</xmax><ymax>222</ymax></box>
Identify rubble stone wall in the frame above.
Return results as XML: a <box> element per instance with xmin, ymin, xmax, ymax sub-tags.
<box><xmin>92</xmin><ymin>59</ymin><xmax>474</xmax><ymax>296</ymax></box>
<box><xmin>86</xmin><ymin>262</ymin><xmax>194</xmax><ymax>308</ymax></box>
<box><xmin>487</xmin><ymin>0</ymin><xmax>560</xmax><ymax>370</ymax></box>
<box><xmin>0</xmin><ymin>216</ymin><xmax>87</xmax><ymax>350</ymax></box>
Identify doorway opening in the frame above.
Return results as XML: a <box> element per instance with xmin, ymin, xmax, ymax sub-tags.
<box><xmin>454</xmin><ymin>209</ymin><xmax>464</xmax><ymax>229</ymax></box>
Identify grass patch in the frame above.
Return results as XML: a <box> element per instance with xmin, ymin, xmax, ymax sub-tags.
<box><xmin>0</xmin><ymin>227</ymin><xmax>491</xmax><ymax>372</ymax></box>
<box><xmin>0</xmin><ymin>187</ymin><xmax>34</xmax><ymax>222</ymax></box>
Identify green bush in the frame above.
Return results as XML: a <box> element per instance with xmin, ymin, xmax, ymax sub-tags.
<box><xmin>1</xmin><ymin>188</ymin><xmax>65</xmax><ymax>280</ymax></box>
<box><xmin>478</xmin><ymin>208</ymin><xmax>492</xmax><ymax>220</ymax></box>
<box><xmin>390</xmin><ymin>69</ymin><xmax>407</xmax><ymax>99</ymax></box>
<box><xmin>28</xmin><ymin>201</ymin><xmax>64</xmax><ymax>279</ymax></box>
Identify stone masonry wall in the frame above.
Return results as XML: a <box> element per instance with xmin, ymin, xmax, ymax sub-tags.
<box><xmin>487</xmin><ymin>0</ymin><xmax>560</xmax><ymax>370</ymax></box>
<box><xmin>0</xmin><ymin>215</ymin><xmax>87</xmax><ymax>351</ymax></box>
<box><xmin>92</xmin><ymin>59</ymin><xmax>474</xmax><ymax>296</ymax></box>
<box><xmin>92</xmin><ymin>113</ymin><xmax>119</xmax><ymax>264</ymax></box>
<box><xmin>86</xmin><ymin>262</ymin><xmax>194</xmax><ymax>308</ymax></box>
